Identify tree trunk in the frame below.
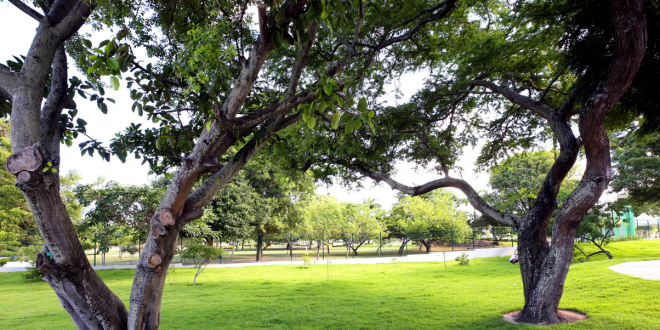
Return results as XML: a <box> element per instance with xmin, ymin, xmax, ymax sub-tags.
<box><xmin>25</xmin><ymin>178</ymin><xmax>128</xmax><ymax>330</ymax></box>
<box><xmin>397</xmin><ymin>238</ymin><xmax>412</xmax><ymax>256</ymax></box>
<box><xmin>589</xmin><ymin>238</ymin><xmax>613</xmax><ymax>259</ymax></box>
<box><xmin>256</xmin><ymin>234</ymin><xmax>264</xmax><ymax>262</ymax></box>
<box><xmin>515</xmin><ymin>0</ymin><xmax>646</xmax><ymax>323</ymax></box>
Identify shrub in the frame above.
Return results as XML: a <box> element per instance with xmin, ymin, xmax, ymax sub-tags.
<box><xmin>21</xmin><ymin>265</ymin><xmax>43</xmax><ymax>281</ymax></box>
<box><xmin>181</xmin><ymin>243</ymin><xmax>224</xmax><ymax>286</ymax></box>
<box><xmin>0</xmin><ymin>259</ymin><xmax>9</xmax><ymax>267</ymax></box>
<box><xmin>302</xmin><ymin>252</ymin><xmax>315</xmax><ymax>269</ymax></box>
<box><xmin>455</xmin><ymin>252</ymin><xmax>470</xmax><ymax>266</ymax></box>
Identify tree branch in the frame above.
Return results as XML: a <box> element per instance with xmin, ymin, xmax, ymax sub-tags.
<box><xmin>375</xmin><ymin>0</ymin><xmax>457</xmax><ymax>50</ymax></box>
<box><xmin>286</xmin><ymin>21</ymin><xmax>318</xmax><ymax>98</ymax></box>
<box><xmin>51</xmin><ymin>1</ymin><xmax>95</xmax><ymax>42</ymax></box>
<box><xmin>40</xmin><ymin>43</ymin><xmax>69</xmax><ymax>162</ymax></box>
<box><xmin>0</xmin><ymin>64</ymin><xmax>19</xmax><ymax>96</ymax></box>
<box><xmin>341</xmin><ymin>162</ymin><xmax>519</xmax><ymax>227</ymax></box>
<box><xmin>8</xmin><ymin>0</ymin><xmax>44</xmax><ymax>21</ymax></box>
<box><xmin>471</xmin><ymin>80</ymin><xmax>554</xmax><ymax>120</ymax></box>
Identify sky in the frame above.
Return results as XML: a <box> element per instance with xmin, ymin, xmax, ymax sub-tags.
<box><xmin>0</xmin><ymin>3</ymin><xmax>584</xmax><ymax>212</ymax></box>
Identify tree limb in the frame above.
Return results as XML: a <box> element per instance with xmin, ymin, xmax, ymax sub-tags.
<box><xmin>8</xmin><ymin>0</ymin><xmax>44</xmax><ymax>21</ymax></box>
<box><xmin>40</xmin><ymin>43</ymin><xmax>69</xmax><ymax>162</ymax></box>
<box><xmin>0</xmin><ymin>64</ymin><xmax>19</xmax><ymax>96</ymax></box>
<box><xmin>51</xmin><ymin>1</ymin><xmax>95</xmax><ymax>42</ymax></box>
<box><xmin>374</xmin><ymin>0</ymin><xmax>457</xmax><ymax>50</ymax></box>
<box><xmin>471</xmin><ymin>80</ymin><xmax>554</xmax><ymax>120</ymax></box>
<box><xmin>286</xmin><ymin>21</ymin><xmax>318</xmax><ymax>98</ymax></box>
<box><xmin>340</xmin><ymin>161</ymin><xmax>519</xmax><ymax>227</ymax></box>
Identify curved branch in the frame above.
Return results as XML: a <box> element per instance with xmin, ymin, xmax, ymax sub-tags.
<box><xmin>341</xmin><ymin>162</ymin><xmax>519</xmax><ymax>227</ymax></box>
<box><xmin>471</xmin><ymin>80</ymin><xmax>554</xmax><ymax>120</ymax></box>
<box><xmin>374</xmin><ymin>0</ymin><xmax>457</xmax><ymax>50</ymax></box>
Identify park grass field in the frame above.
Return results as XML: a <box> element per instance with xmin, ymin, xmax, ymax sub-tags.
<box><xmin>0</xmin><ymin>240</ymin><xmax>658</xmax><ymax>329</ymax></box>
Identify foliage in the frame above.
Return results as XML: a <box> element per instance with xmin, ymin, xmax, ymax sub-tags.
<box><xmin>21</xmin><ymin>265</ymin><xmax>44</xmax><ymax>281</ymax></box>
<box><xmin>389</xmin><ymin>190</ymin><xmax>471</xmax><ymax>241</ymax></box>
<box><xmin>180</xmin><ymin>243</ymin><xmax>224</xmax><ymax>286</ymax></box>
<box><xmin>119</xmin><ymin>245</ymin><xmax>139</xmax><ymax>259</ymax></box>
<box><xmin>455</xmin><ymin>252</ymin><xmax>470</xmax><ymax>266</ymax></box>
<box><xmin>610</xmin><ymin>132</ymin><xmax>660</xmax><ymax>216</ymax></box>
<box><xmin>76</xmin><ymin>179</ymin><xmax>165</xmax><ymax>250</ymax></box>
<box><xmin>202</xmin><ymin>157</ymin><xmax>315</xmax><ymax>243</ymax></box>
<box><xmin>301</xmin><ymin>252</ymin><xmax>313</xmax><ymax>269</ymax></box>
<box><xmin>0</xmin><ymin>258</ymin><xmax>9</xmax><ymax>267</ymax></box>
<box><xmin>485</xmin><ymin>150</ymin><xmax>579</xmax><ymax>216</ymax></box>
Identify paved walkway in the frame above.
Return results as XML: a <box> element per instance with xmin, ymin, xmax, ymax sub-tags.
<box><xmin>608</xmin><ymin>260</ymin><xmax>660</xmax><ymax>280</ymax></box>
<box><xmin>0</xmin><ymin>247</ymin><xmax>517</xmax><ymax>273</ymax></box>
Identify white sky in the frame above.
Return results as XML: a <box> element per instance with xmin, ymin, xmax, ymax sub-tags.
<box><xmin>1</xmin><ymin>3</ymin><xmax>597</xmax><ymax>212</ymax></box>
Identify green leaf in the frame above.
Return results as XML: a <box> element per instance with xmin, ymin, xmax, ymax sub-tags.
<box><xmin>331</xmin><ymin>113</ymin><xmax>340</xmax><ymax>129</ymax></box>
<box><xmin>345</xmin><ymin>119</ymin><xmax>354</xmax><ymax>134</ymax></box>
<box><xmin>52</xmin><ymin>168</ymin><xmax>58</xmax><ymax>173</ymax></box>
<box><xmin>205</xmin><ymin>120</ymin><xmax>212</xmax><ymax>131</ymax></box>
<box><xmin>65</xmin><ymin>139</ymin><xmax>73</xmax><ymax>147</ymax></box>
<box><xmin>307</xmin><ymin>116</ymin><xmax>316</xmax><ymax>129</ymax></box>
<box><xmin>358</xmin><ymin>97</ymin><xmax>368</xmax><ymax>113</ymax></box>
<box><xmin>318</xmin><ymin>101</ymin><xmax>327</xmax><ymax>113</ymax></box>
<box><xmin>368</xmin><ymin>110</ymin><xmax>375</xmax><ymax>118</ymax></box>
<box><xmin>107</xmin><ymin>58</ymin><xmax>119</xmax><ymax>69</ymax></box>
<box><xmin>104</xmin><ymin>42</ymin><xmax>114</xmax><ymax>55</ymax></box>
<box><xmin>47</xmin><ymin>161</ymin><xmax>53</xmax><ymax>167</ymax></box>
<box><xmin>110</xmin><ymin>76</ymin><xmax>120</xmax><ymax>91</ymax></box>
<box><xmin>155</xmin><ymin>137</ymin><xmax>161</xmax><ymax>150</ymax></box>
<box><xmin>43</xmin><ymin>168</ymin><xmax>49</xmax><ymax>172</ymax></box>
<box><xmin>88</xmin><ymin>55</ymin><xmax>98</xmax><ymax>61</ymax></box>
<box><xmin>82</xmin><ymin>39</ymin><xmax>92</xmax><ymax>48</ymax></box>
<box><xmin>324</xmin><ymin>84</ymin><xmax>332</xmax><ymax>96</ymax></box>
<box><xmin>137</xmin><ymin>103</ymin><xmax>143</xmax><ymax>116</ymax></box>
<box><xmin>367</xmin><ymin>118</ymin><xmax>376</xmax><ymax>134</ymax></box>
<box><xmin>214</xmin><ymin>177</ymin><xmax>220</xmax><ymax>185</ymax></box>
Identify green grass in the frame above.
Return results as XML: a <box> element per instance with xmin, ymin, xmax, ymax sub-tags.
<box><xmin>1</xmin><ymin>240</ymin><xmax>659</xmax><ymax>329</ymax></box>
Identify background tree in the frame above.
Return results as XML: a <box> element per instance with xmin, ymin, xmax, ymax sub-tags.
<box><xmin>280</xmin><ymin>0</ymin><xmax>649</xmax><ymax>323</ymax></box>
<box><xmin>573</xmin><ymin>204</ymin><xmax>623</xmax><ymax>260</ymax></box>
<box><xmin>610</xmin><ymin>131</ymin><xmax>660</xmax><ymax>216</ymax></box>
<box><xmin>486</xmin><ymin>151</ymin><xmax>579</xmax><ymax>216</ymax></box>
<box><xmin>179</xmin><ymin>243</ymin><xmax>224</xmax><ymax>286</ymax></box>
<box><xmin>389</xmin><ymin>189</ymin><xmax>470</xmax><ymax>255</ymax></box>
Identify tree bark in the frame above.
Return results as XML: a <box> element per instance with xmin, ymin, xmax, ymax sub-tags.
<box><xmin>515</xmin><ymin>0</ymin><xmax>646</xmax><ymax>324</ymax></box>
<box><xmin>255</xmin><ymin>233</ymin><xmax>264</xmax><ymax>262</ymax></box>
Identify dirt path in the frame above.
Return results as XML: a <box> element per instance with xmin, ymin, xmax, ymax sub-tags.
<box><xmin>608</xmin><ymin>260</ymin><xmax>660</xmax><ymax>280</ymax></box>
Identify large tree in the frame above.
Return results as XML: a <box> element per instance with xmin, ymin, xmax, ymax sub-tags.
<box><xmin>280</xmin><ymin>0</ymin><xmax>649</xmax><ymax>324</ymax></box>
<box><xmin>1</xmin><ymin>0</ymin><xmax>467</xmax><ymax>328</ymax></box>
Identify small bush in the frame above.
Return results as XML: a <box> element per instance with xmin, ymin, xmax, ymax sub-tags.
<box><xmin>21</xmin><ymin>265</ymin><xmax>43</xmax><ymax>281</ymax></box>
<box><xmin>455</xmin><ymin>252</ymin><xmax>470</xmax><ymax>266</ymax></box>
<box><xmin>302</xmin><ymin>252</ymin><xmax>315</xmax><ymax>269</ymax></box>
<box><xmin>0</xmin><ymin>259</ymin><xmax>9</xmax><ymax>267</ymax></box>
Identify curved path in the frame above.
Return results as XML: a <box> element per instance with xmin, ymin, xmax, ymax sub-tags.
<box><xmin>608</xmin><ymin>260</ymin><xmax>660</xmax><ymax>280</ymax></box>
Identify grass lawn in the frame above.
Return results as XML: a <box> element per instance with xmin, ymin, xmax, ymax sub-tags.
<box><xmin>1</xmin><ymin>240</ymin><xmax>658</xmax><ymax>329</ymax></box>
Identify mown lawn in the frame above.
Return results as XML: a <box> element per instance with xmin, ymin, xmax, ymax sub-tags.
<box><xmin>0</xmin><ymin>240</ymin><xmax>658</xmax><ymax>329</ymax></box>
